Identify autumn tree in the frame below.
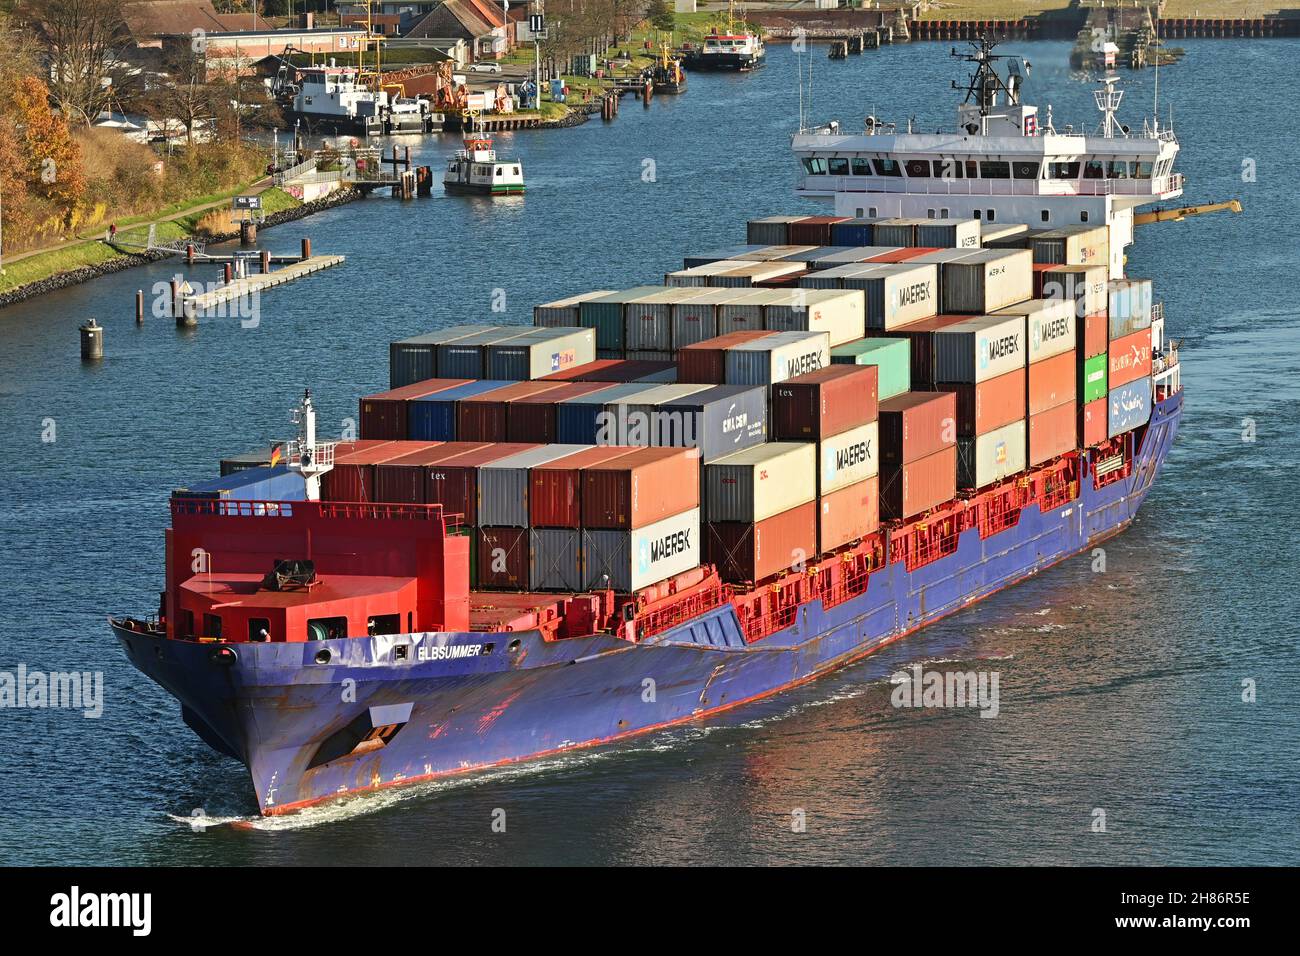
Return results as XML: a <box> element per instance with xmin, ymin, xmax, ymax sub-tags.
<box><xmin>24</xmin><ymin>0</ymin><xmax>138</xmax><ymax>126</ymax></box>
<box><xmin>10</xmin><ymin>74</ymin><xmax>87</xmax><ymax>224</ymax></box>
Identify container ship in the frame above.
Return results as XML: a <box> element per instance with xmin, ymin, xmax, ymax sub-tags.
<box><xmin>114</xmin><ymin>42</ymin><xmax>1190</xmax><ymax>815</ymax></box>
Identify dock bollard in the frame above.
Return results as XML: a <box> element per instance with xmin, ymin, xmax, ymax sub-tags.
<box><xmin>643</xmin><ymin>81</ymin><xmax>652</xmax><ymax>106</ymax></box>
<box><xmin>80</xmin><ymin>319</ymin><xmax>104</xmax><ymax>361</ymax></box>
<box><xmin>135</xmin><ymin>290</ymin><xmax>144</xmax><ymax>325</ymax></box>
<box><xmin>301</xmin><ymin>238</ymin><xmax>311</xmax><ymax>260</ymax></box>
<box><xmin>174</xmin><ymin>280</ymin><xmax>196</xmax><ymax>328</ymax></box>
<box><xmin>224</xmin><ymin>263</ymin><xmax>233</xmax><ymax>283</ymax></box>
<box><xmin>185</xmin><ymin>243</ymin><xmax>195</xmax><ymax>265</ymax></box>
<box><xmin>240</xmin><ymin>221</ymin><xmax>257</xmax><ymax>246</ymax></box>
<box><xmin>260</xmin><ymin>249</ymin><xmax>271</xmax><ymax>274</ymax></box>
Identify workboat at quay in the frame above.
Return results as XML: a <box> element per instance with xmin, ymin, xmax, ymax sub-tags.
<box><xmin>114</xmin><ymin>41</ymin><xmax>1197</xmax><ymax>815</ymax></box>
<box><xmin>443</xmin><ymin>134</ymin><xmax>525</xmax><ymax>196</ymax></box>
<box><xmin>287</xmin><ymin>64</ymin><xmax>439</xmax><ymax>136</ymax></box>
<box><xmin>684</xmin><ymin>2</ymin><xmax>765</xmax><ymax>72</ymax></box>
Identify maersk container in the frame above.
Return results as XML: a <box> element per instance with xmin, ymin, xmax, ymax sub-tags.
<box><xmin>1081</xmin><ymin>353</ymin><xmax>1108</xmax><ymax>404</ymax></box>
<box><xmin>457</xmin><ymin>381</ymin><xmax>566</xmax><ymax>441</ymax></box>
<box><xmin>773</xmin><ymin>364</ymin><xmax>878</xmax><ymax>441</ymax></box>
<box><xmin>598</xmin><ymin>384</ymin><xmax>713</xmax><ymax>446</ymax></box>
<box><xmin>747</xmin><ymin>216</ymin><xmax>808</xmax><ymax>245</ymax></box>
<box><xmin>581</xmin><ymin>446</ymin><xmax>700</xmax><ymax>530</ymax></box>
<box><xmin>530</xmin><ymin>527</ymin><xmax>584</xmax><ymax>590</ymax></box>
<box><xmin>819</xmin><ymin>421</ymin><xmax>879</xmax><ymax>494</ymax></box>
<box><xmin>707</xmin><ymin>500</ymin><xmax>817</xmax><ymax>584</ymax></box>
<box><xmin>956</xmin><ymin>420</ymin><xmax>1026</xmax><ymax>490</ymax></box>
<box><xmin>477</xmin><ymin>444</ymin><xmax>592</xmax><ymax>527</ymax></box>
<box><xmin>763</xmin><ymin>288</ymin><xmax>864</xmax><ymax>346</ymax></box>
<box><xmin>1080</xmin><ymin>397</ymin><xmax>1107</xmax><ymax>448</ymax></box>
<box><xmin>716</xmin><ymin>289</ymin><xmax>773</xmax><ymax>336</ymax></box>
<box><xmin>938</xmin><ymin>366</ymin><xmax>1025</xmax><ymax>437</ymax></box>
<box><xmin>360</xmin><ymin>378</ymin><xmax>473</xmax><ymax>441</ymax></box>
<box><xmin>406</xmin><ymin>380</ymin><xmax>511</xmax><ymax>441</ymax></box>
<box><xmin>677</xmin><ymin>330</ymin><xmax>774</xmax><ymax>384</ymax></box>
<box><xmin>931</xmin><ymin>314</ymin><xmax>1027</xmax><ymax>384</ymax></box>
<box><xmin>839</xmin><ymin>263</ymin><xmax>939</xmax><ymax>331</ymax></box>
<box><xmin>534</xmin><ymin>292</ymin><xmax>616</xmax><ymax>328</ymax></box>
<box><xmin>705</xmin><ymin>442</ymin><xmax>816</xmax><ymax>523</ymax></box>
<box><xmin>878</xmin><ymin>391</ymin><xmax>957</xmax><ymax>466</ymax></box>
<box><xmin>788</xmin><ymin>216</ymin><xmax>848</xmax><ymax>247</ymax></box>
<box><xmin>879</xmin><ymin>444</ymin><xmax>958</xmax><ymax>521</ymax></box>
<box><xmin>555</xmin><ymin>383</ymin><xmax>663</xmax><ymax>444</ymax></box>
<box><xmin>1028</xmin><ymin>401</ymin><xmax>1077</xmax><ymax>466</ymax></box>
<box><xmin>818</xmin><ymin>476</ymin><xmax>879</xmax><ymax>554</ymax></box>
<box><xmin>1038</xmin><ymin>264</ymin><xmax>1108</xmax><ymax>319</ymax></box>
<box><xmin>477</xmin><ymin>526</ymin><xmax>529</xmax><ymax>590</ymax></box>
<box><xmin>683</xmin><ymin>245</ymin><xmax>770</xmax><ymax>269</ymax></box>
<box><xmin>529</xmin><ymin>446</ymin><xmax>637</xmax><ymax>528</ymax></box>
<box><xmin>425</xmin><ymin>443</ymin><xmax>539</xmax><ymax>526</ymax></box>
<box><xmin>829</xmin><ymin>337</ymin><xmax>911</xmax><ymax>399</ymax></box>
<box><xmin>389</xmin><ymin>325</ymin><xmax>497</xmax><ymax>388</ymax></box>
<box><xmin>484</xmin><ymin>327</ymin><xmax>596</xmax><ymax>380</ymax></box>
<box><xmin>1028</xmin><ymin>350</ymin><xmax>1076</xmax><ymax>416</ymax></box>
<box><xmin>941</xmin><ymin>248</ymin><xmax>1033</xmax><ymax>314</ymax></box>
<box><xmin>579</xmin><ymin>286</ymin><xmax>664</xmax><ymax>352</ymax></box>
<box><xmin>1109</xmin><ymin>378</ymin><xmax>1152</xmax><ymax>438</ymax></box>
<box><xmin>581</xmin><ymin>507</ymin><xmax>701</xmax><ymax>593</ymax></box>
<box><xmin>436</xmin><ymin>328</ymin><xmax>533</xmax><ymax>379</ymax></box>
<box><xmin>173</xmin><ymin>465</ymin><xmax>305</xmax><ymax>502</ymax></box>
<box><xmin>724</xmin><ymin>330</ymin><xmax>831</xmax><ymax>387</ymax></box>
<box><xmin>1107</xmin><ymin>279</ymin><xmax>1154</xmax><ymax>339</ymax></box>
<box><xmin>917</xmin><ymin>218</ymin><xmax>982</xmax><ymax>249</ymax></box>
<box><xmin>625</xmin><ymin>288</ymin><xmax>711</xmax><ymax>352</ymax></box>
<box><xmin>1108</xmin><ymin>327</ymin><xmax>1153</xmax><ymax>389</ymax></box>
<box><xmin>829</xmin><ymin>218</ymin><xmax>880</xmax><ymax>246</ymax></box>
<box><xmin>657</xmin><ymin>384</ymin><xmax>769</xmax><ymax>462</ymax></box>
<box><xmin>506</xmin><ymin>382</ymin><xmax>614</xmax><ymax>443</ymax></box>
<box><xmin>1030</xmin><ymin>225</ymin><xmax>1109</xmax><ymax>267</ymax></box>
<box><xmin>996</xmin><ymin>298</ymin><xmax>1076</xmax><ymax>364</ymax></box>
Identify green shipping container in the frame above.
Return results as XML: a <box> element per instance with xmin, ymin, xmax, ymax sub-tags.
<box><xmin>830</xmin><ymin>337</ymin><xmax>911</xmax><ymax>399</ymax></box>
<box><xmin>1081</xmin><ymin>353</ymin><xmax>1108</xmax><ymax>403</ymax></box>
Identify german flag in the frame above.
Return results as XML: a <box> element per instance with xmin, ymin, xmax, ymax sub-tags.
<box><xmin>269</xmin><ymin>445</ymin><xmax>282</xmax><ymax>468</ymax></box>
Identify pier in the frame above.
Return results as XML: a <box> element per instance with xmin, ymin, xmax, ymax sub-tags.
<box><xmin>186</xmin><ymin>255</ymin><xmax>346</xmax><ymax>314</ymax></box>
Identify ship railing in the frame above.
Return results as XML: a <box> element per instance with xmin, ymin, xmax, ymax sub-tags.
<box><xmin>797</xmin><ymin>175</ymin><xmax>1171</xmax><ymax>198</ymax></box>
<box><xmin>286</xmin><ymin>440</ymin><xmax>336</xmax><ymax>469</ymax></box>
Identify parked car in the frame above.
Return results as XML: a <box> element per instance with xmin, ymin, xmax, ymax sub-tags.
<box><xmin>467</xmin><ymin>62</ymin><xmax>502</xmax><ymax>74</ymax></box>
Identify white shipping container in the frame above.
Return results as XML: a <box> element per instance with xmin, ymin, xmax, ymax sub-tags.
<box><xmin>534</xmin><ymin>291</ymin><xmax>615</xmax><ymax>327</ymax></box>
<box><xmin>724</xmin><ymin>330</ymin><xmax>831</xmax><ymax>387</ymax></box>
<box><xmin>932</xmin><ymin>314</ymin><xmax>1027</xmax><ymax>384</ymax></box>
<box><xmin>763</xmin><ymin>288</ymin><xmax>865</xmax><ymax>346</ymax></box>
<box><xmin>808</xmin><ymin>247</ymin><xmax>902</xmax><ymax>268</ymax></box>
<box><xmin>995</xmin><ymin>298</ymin><xmax>1077</xmax><ymax>364</ymax></box>
<box><xmin>819</xmin><ymin>421</ymin><xmax>879</xmax><ymax>494</ymax></box>
<box><xmin>839</xmin><ymin>263</ymin><xmax>939</xmax><ymax>330</ymax></box>
<box><xmin>706</xmin><ymin>442</ymin><xmax>817</xmax><ymax>522</ymax></box>
<box><xmin>581</xmin><ymin>507</ymin><xmax>701</xmax><ymax>593</ymax></box>
<box><xmin>664</xmin><ymin>261</ymin><xmax>745</xmax><ymax>287</ymax></box>
<box><xmin>625</xmin><ymin>288</ymin><xmax>711</xmax><ymax>352</ymax></box>
<box><xmin>484</xmin><ymin>327</ymin><xmax>597</xmax><ymax>380</ymax></box>
<box><xmin>941</xmin><ymin>248</ymin><xmax>1034</xmax><ymax>314</ymax></box>
<box><xmin>1039</xmin><ymin>265</ymin><xmax>1107</xmax><ymax>319</ymax></box>
<box><xmin>957</xmin><ymin>420</ymin><xmax>1027</xmax><ymax>489</ymax></box>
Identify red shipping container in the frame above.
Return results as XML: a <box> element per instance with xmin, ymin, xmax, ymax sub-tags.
<box><xmin>1027</xmin><ymin>349</ymin><xmax>1077</xmax><ymax>416</ymax></box>
<box><xmin>755</xmin><ymin>269</ymin><xmax>809</xmax><ymax>288</ymax></box>
<box><xmin>529</xmin><ymin>446</ymin><xmax>637</xmax><ymax>528</ymax></box>
<box><xmin>865</xmin><ymin>247</ymin><xmax>943</xmax><ymax>263</ymax></box>
<box><xmin>878</xmin><ymin>391</ymin><xmax>957</xmax><ymax>466</ymax></box>
<box><xmin>581</xmin><ymin>446</ymin><xmax>700</xmax><ymax>529</ymax></box>
<box><xmin>677</xmin><ymin>331</ymin><xmax>775</xmax><ymax>384</ymax></box>
<box><xmin>372</xmin><ymin>442</ymin><xmax>465</xmax><ymax>504</ymax></box>
<box><xmin>1080</xmin><ymin>312</ymin><xmax>1108</xmax><ymax>358</ymax></box>
<box><xmin>1031</xmin><ymin>262</ymin><xmax>1057</xmax><ymax>297</ymax></box>
<box><xmin>424</xmin><ymin>443</ymin><xmax>538</xmax><ymax>525</ymax></box>
<box><xmin>1028</xmin><ymin>401</ymin><xmax>1077</xmax><ymax>466</ymax></box>
<box><xmin>506</xmin><ymin>382</ymin><xmax>615</xmax><ymax>443</ymax></box>
<box><xmin>708</xmin><ymin>500</ymin><xmax>818</xmax><ymax>584</ymax></box>
<box><xmin>936</xmin><ymin>366</ymin><xmax>1025</xmax><ymax>437</ymax></box>
<box><xmin>818</xmin><ymin>476</ymin><xmax>879</xmax><ymax>554</ymax></box>
<box><xmin>322</xmin><ymin>441</ymin><xmax>407</xmax><ymax>502</ymax></box>
<box><xmin>456</xmin><ymin>382</ymin><xmax>567</xmax><ymax>442</ymax></box>
<box><xmin>540</xmin><ymin>359</ymin><xmax>676</xmax><ymax>383</ymax></box>
<box><xmin>476</xmin><ymin>527</ymin><xmax>530</xmax><ymax>590</ymax></box>
<box><xmin>787</xmin><ymin>216</ymin><xmax>848</xmax><ymax>246</ymax></box>
<box><xmin>893</xmin><ymin>314</ymin><xmax>969</xmax><ymax>383</ymax></box>
<box><xmin>1108</xmin><ymin>328</ymin><xmax>1152</xmax><ymax>388</ymax></box>
<box><xmin>773</xmin><ymin>365</ymin><xmax>879</xmax><ymax>441</ymax></box>
<box><xmin>359</xmin><ymin>379</ymin><xmax>471</xmax><ymax>440</ymax></box>
<box><xmin>879</xmin><ymin>444</ymin><xmax>958</xmax><ymax>521</ymax></box>
<box><xmin>1080</xmin><ymin>397</ymin><xmax>1107</xmax><ymax>448</ymax></box>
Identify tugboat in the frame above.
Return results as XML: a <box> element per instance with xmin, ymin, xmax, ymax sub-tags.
<box><xmin>651</xmin><ymin>43</ymin><xmax>688</xmax><ymax>94</ymax></box>
<box><xmin>443</xmin><ymin>125</ymin><xmax>525</xmax><ymax>196</ymax></box>
<box><xmin>683</xmin><ymin>1</ymin><xmax>765</xmax><ymax>72</ymax></box>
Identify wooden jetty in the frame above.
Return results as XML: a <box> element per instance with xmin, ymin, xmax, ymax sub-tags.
<box><xmin>187</xmin><ymin>255</ymin><xmax>345</xmax><ymax>313</ymax></box>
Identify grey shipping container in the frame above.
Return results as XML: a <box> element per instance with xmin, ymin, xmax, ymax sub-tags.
<box><xmin>435</xmin><ymin>327</ymin><xmax>533</xmax><ymax>379</ymax></box>
<box><xmin>529</xmin><ymin>527</ymin><xmax>584</xmax><ymax>591</ymax></box>
<box><xmin>581</xmin><ymin>507</ymin><xmax>701</xmax><ymax>593</ymax></box>
<box><xmin>683</xmin><ymin>245</ymin><xmax>770</xmax><ymax>269</ymax></box>
<box><xmin>657</xmin><ymin>384</ymin><xmax>769</xmax><ymax>461</ymax></box>
<box><xmin>478</xmin><ymin>444</ymin><xmax>592</xmax><ymax>527</ymax></box>
<box><xmin>579</xmin><ymin>286</ymin><xmax>664</xmax><ymax>352</ymax></box>
<box><xmin>733</xmin><ymin>245</ymin><xmax>818</xmax><ymax>262</ymax></box>
<box><xmin>747</xmin><ymin>216</ymin><xmax>808</xmax><ymax>245</ymax></box>
<box><xmin>725</xmin><ymin>330</ymin><xmax>831</xmax><ymax>386</ymax></box>
<box><xmin>389</xmin><ymin>324</ymin><xmax>498</xmax><ymax>388</ymax></box>
<box><xmin>940</xmin><ymin>248</ymin><xmax>1034</xmax><ymax>313</ymax></box>
<box><xmin>600</xmin><ymin>384</ymin><xmax>713</xmax><ymax>445</ymax></box>
<box><xmin>534</xmin><ymin>291</ymin><xmax>616</xmax><ymax>327</ymax></box>
<box><xmin>807</xmin><ymin>247</ymin><xmax>901</xmax><ymax>268</ymax></box>
<box><xmin>932</xmin><ymin>314</ymin><xmax>1027</xmax><ymax>384</ymax></box>
<box><xmin>917</xmin><ymin>218</ymin><xmax>982</xmax><ymax>249</ymax></box>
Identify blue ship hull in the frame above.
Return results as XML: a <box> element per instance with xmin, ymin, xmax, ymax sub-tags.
<box><xmin>113</xmin><ymin>390</ymin><xmax>1181</xmax><ymax>815</ymax></box>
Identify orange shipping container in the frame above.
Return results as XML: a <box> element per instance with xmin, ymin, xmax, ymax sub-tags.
<box><xmin>1027</xmin><ymin>349</ymin><xmax>1077</xmax><ymax>416</ymax></box>
<box><xmin>1080</xmin><ymin>312</ymin><xmax>1108</xmax><ymax>358</ymax></box>
<box><xmin>936</xmin><ymin>366</ymin><xmax>1025</xmax><ymax>437</ymax></box>
<box><xmin>817</xmin><ymin>476</ymin><xmax>880</xmax><ymax>554</ymax></box>
<box><xmin>707</xmin><ymin>500</ymin><xmax>818</xmax><ymax>584</ymax></box>
<box><xmin>1080</xmin><ymin>397</ymin><xmax>1107</xmax><ymax>448</ymax></box>
<box><xmin>879</xmin><ymin>444</ymin><xmax>958</xmax><ymax>521</ymax></box>
<box><xmin>1028</xmin><ymin>401</ymin><xmax>1077</xmax><ymax>466</ymax></box>
<box><xmin>1108</xmin><ymin>328</ymin><xmax>1152</xmax><ymax>388</ymax></box>
<box><xmin>529</xmin><ymin>446</ymin><xmax>637</xmax><ymax>528</ymax></box>
<box><xmin>581</xmin><ymin>446</ymin><xmax>701</xmax><ymax>529</ymax></box>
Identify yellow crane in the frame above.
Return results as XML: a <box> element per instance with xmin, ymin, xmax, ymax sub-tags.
<box><xmin>1134</xmin><ymin>199</ymin><xmax>1243</xmax><ymax>225</ymax></box>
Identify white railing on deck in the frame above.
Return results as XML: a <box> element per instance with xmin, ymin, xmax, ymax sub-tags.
<box><xmin>797</xmin><ymin>174</ymin><xmax>1181</xmax><ymax>198</ymax></box>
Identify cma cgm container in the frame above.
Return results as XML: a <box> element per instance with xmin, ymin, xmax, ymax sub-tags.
<box><xmin>425</xmin><ymin>443</ymin><xmax>538</xmax><ymax>525</ymax></box>
<box><xmin>819</xmin><ymin>421</ymin><xmax>879</xmax><ymax>494</ymax></box>
<box><xmin>359</xmin><ymin>378</ymin><xmax>473</xmax><ymax>440</ymax></box>
<box><xmin>995</xmin><ymin>298</ymin><xmax>1076</xmax><ymax>364</ymax></box>
<box><xmin>1081</xmin><ymin>353</ymin><xmax>1108</xmax><ymax>404</ymax></box>
<box><xmin>932</xmin><ymin>314</ymin><xmax>1027</xmax><ymax>384</ymax></box>
<box><xmin>1108</xmin><ymin>327</ymin><xmax>1153</xmax><ymax>388</ymax></box>
<box><xmin>173</xmin><ymin>465</ymin><xmax>306</xmax><ymax>501</ymax></box>
<box><xmin>476</xmin><ymin>526</ymin><xmax>529</xmax><ymax>589</ymax></box>
<box><xmin>878</xmin><ymin>391</ymin><xmax>957</xmax><ymax>466</ymax></box>
<box><xmin>879</xmin><ymin>444</ymin><xmax>958</xmax><ymax>521</ymax></box>
<box><xmin>534</xmin><ymin>292</ymin><xmax>616</xmax><ymax>328</ymax></box>
<box><xmin>829</xmin><ymin>218</ymin><xmax>880</xmax><ymax>246</ymax></box>
<box><xmin>1107</xmin><ymin>279</ymin><xmax>1154</xmax><ymax>339</ymax></box>
<box><xmin>1029</xmin><ymin>225</ymin><xmax>1109</xmax><ymax>267</ymax></box>
<box><xmin>1028</xmin><ymin>400</ymin><xmax>1077</xmax><ymax>466</ymax></box>
<box><xmin>529</xmin><ymin>446</ymin><xmax>637</xmax><ymax>528</ymax></box>
<box><xmin>1109</xmin><ymin>378</ymin><xmax>1152</xmax><ymax>438</ymax></box>
<box><xmin>1027</xmin><ymin>350</ymin><xmax>1077</xmax><ymax>416</ymax></box>
<box><xmin>484</xmin><ymin>327</ymin><xmax>596</xmax><ymax>380</ymax></box>
<box><xmin>373</xmin><ymin>443</ymin><xmax>468</xmax><ymax>505</ymax></box>
<box><xmin>773</xmin><ymin>365</ymin><xmax>879</xmax><ymax>441</ymax></box>
<box><xmin>941</xmin><ymin>248</ymin><xmax>1034</xmax><ymax>314</ymax></box>
<box><xmin>1038</xmin><ymin>264</ymin><xmax>1108</xmax><ymax>319</ymax></box>
<box><xmin>677</xmin><ymin>331</ymin><xmax>774</xmax><ymax>384</ymax></box>
<box><xmin>436</xmin><ymin>328</ymin><xmax>535</xmax><ymax>379</ymax></box>
<box><xmin>707</xmin><ymin>500</ymin><xmax>817</xmax><ymax>584</ymax></box>
<box><xmin>554</xmin><ymin>383</ymin><xmax>663</xmax><ymax>444</ymax></box>
<box><xmin>956</xmin><ymin>419</ymin><xmax>1026</xmax><ymax>489</ymax></box>
<box><xmin>389</xmin><ymin>325</ymin><xmax>498</xmax><ymax>388</ymax></box>
<box><xmin>582</xmin><ymin>507</ymin><xmax>701</xmax><ymax>593</ymax></box>
<box><xmin>830</xmin><ymin>337</ymin><xmax>911</xmax><ymax>399</ymax></box>
<box><xmin>937</xmin><ymin>366</ymin><xmax>1025</xmax><ymax>436</ymax></box>
<box><xmin>581</xmin><ymin>446</ymin><xmax>699</xmax><ymax>529</ymax></box>
<box><xmin>579</xmin><ymin>286</ymin><xmax>665</xmax><ymax>352</ymax></box>
<box><xmin>1080</xmin><ymin>397</ymin><xmax>1107</xmax><ymax>448</ymax></box>
<box><xmin>787</xmin><ymin>216</ymin><xmax>848</xmax><ymax>246</ymax></box>
<box><xmin>747</xmin><ymin>216</ymin><xmax>808</xmax><ymax>245</ymax></box>
<box><xmin>706</xmin><ymin>442</ymin><xmax>816</xmax><ymax>523</ymax></box>
<box><xmin>540</xmin><ymin>359</ymin><xmax>676</xmax><ymax>384</ymax></box>
<box><xmin>657</xmin><ymin>385</ymin><xmax>769</xmax><ymax>462</ymax></box>
<box><xmin>406</xmin><ymin>380</ymin><xmax>511</xmax><ymax>441</ymax></box>
<box><xmin>725</xmin><ymin>330</ymin><xmax>831</xmax><ymax>387</ymax></box>
<box><xmin>477</xmin><ymin>444</ymin><xmax>593</xmax><ymax>527</ymax></box>
<box><xmin>456</xmin><ymin>382</ymin><xmax>566</xmax><ymax>442</ymax></box>
<box><xmin>818</xmin><ymin>477</ymin><xmax>879</xmax><ymax>554</ymax></box>
<box><xmin>505</xmin><ymin>382</ymin><xmax>615</xmax><ymax>443</ymax></box>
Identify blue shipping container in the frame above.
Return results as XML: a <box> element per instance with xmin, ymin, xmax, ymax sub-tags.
<box><xmin>1108</xmin><ymin>377</ymin><xmax>1152</xmax><ymax>438</ymax></box>
<box><xmin>830</xmin><ymin>219</ymin><xmax>878</xmax><ymax>246</ymax></box>
<box><xmin>407</xmin><ymin>380</ymin><xmax>510</xmax><ymax>440</ymax></box>
<box><xmin>173</xmin><ymin>465</ymin><xmax>305</xmax><ymax>501</ymax></box>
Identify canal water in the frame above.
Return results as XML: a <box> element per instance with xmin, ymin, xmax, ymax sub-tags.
<box><xmin>1</xmin><ymin>39</ymin><xmax>1296</xmax><ymax>866</ymax></box>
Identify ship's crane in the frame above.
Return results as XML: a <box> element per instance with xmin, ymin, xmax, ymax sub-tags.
<box><xmin>1134</xmin><ymin>199</ymin><xmax>1243</xmax><ymax>225</ymax></box>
